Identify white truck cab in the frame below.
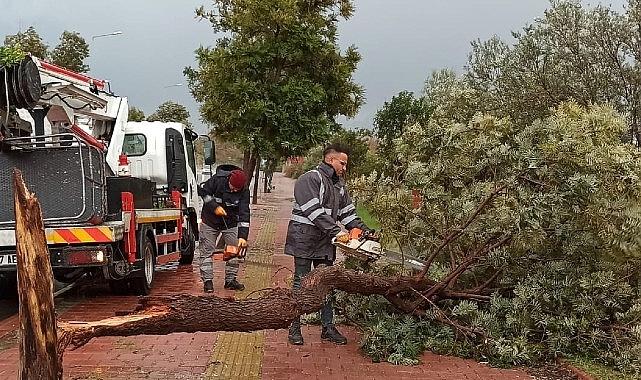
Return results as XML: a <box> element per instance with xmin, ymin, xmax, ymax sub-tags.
<box><xmin>123</xmin><ymin>121</ymin><xmax>201</xmax><ymax>213</ymax></box>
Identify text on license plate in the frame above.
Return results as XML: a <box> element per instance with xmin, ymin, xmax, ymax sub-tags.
<box><xmin>0</xmin><ymin>254</ymin><xmax>17</xmax><ymax>266</ymax></box>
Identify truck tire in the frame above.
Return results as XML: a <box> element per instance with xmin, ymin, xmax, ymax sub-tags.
<box><xmin>179</xmin><ymin>223</ymin><xmax>196</xmax><ymax>265</ymax></box>
<box><xmin>130</xmin><ymin>235</ymin><xmax>155</xmax><ymax>295</ymax></box>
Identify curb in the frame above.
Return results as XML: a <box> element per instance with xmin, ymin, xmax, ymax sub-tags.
<box><xmin>556</xmin><ymin>358</ymin><xmax>595</xmax><ymax>380</ymax></box>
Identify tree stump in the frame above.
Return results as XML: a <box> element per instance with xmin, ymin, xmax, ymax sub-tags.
<box><xmin>13</xmin><ymin>169</ymin><xmax>60</xmax><ymax>380</ymax></box>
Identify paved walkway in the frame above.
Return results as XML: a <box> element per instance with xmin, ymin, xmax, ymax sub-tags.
<box><xmin>0</xmin><ymin>173</ymin><xmax>533</xmax><ymax>379</ymax></box>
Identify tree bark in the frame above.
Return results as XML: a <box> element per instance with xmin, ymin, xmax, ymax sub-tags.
<box><xmin>252</xmin><ymin>155</ymin><xmax>260</xmax><ymax>204</ymax></box>
<box><xmin>57</xmin><ymin>266</ymin><xmax>475</xmax><ymax>353</ymax></box>
<box><xmin>13</xmin><ymin>169</ymin><xmax>61</xmax><ymax>380</ymax></box>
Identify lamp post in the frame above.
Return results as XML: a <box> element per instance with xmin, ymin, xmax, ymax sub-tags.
<box><xmin>91</xmin><ymin>31</ymin><xmax>123</xmax><ymax>40</ymax></box>
<box><xmin>163</xmin><ymin>83</ymin><xmax>183</xmax><ymax>88</ymax></box>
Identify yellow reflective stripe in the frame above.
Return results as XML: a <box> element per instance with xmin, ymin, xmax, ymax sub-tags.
<box><xmin>46</xmin><ymin>230</ymin><xmax>66</xmax><ymax>244</ymax></box>
<box><xmin>70</xmin><ymin>228</ymin><xmax>94</xmax><ymax>242</ymax></box>
<box><xmin>45</xmin><ymin>227</ymin><xmax>116</xmax><ymax>244</ymax></box>
<box><xmin>98</xmin><ymin>227</ymin><xmax>114</xmax><ymax>240</ymax></box>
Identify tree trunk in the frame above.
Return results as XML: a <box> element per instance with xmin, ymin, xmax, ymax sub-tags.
<box><xmin>243</xmin><ymin>150</ymin><xmax>258</xmax><ymax>188</ymax></box>
<box><xmin>57</xmin><ymin>265</ymin><xmax>489</xmax><ymax>355</ymax></box>
<box><xmin>242</xmin><ymin>149</ymin><xmax>251</xmax><ymax>174</ymax></box>
<box><xmin>13</xmin><ymin>169</ymin><xmax>61</xmax><ymax>380</ymax></box>
<box><xmin>263</xmin><ymin>170</ymin><xmax>269</xmax><ymax>193</ymax></box>
<box><xmin>252</xmin><ymin>155</ymin><xmax>260</xmax><ymax>204</ymax></box>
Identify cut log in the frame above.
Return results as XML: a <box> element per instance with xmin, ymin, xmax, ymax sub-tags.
<box><xmin>13</xmin><ymin>169</ymin><xmax>61</xmax><ymax>380</ymax></box>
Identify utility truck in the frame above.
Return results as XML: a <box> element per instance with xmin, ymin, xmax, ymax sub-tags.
<box><xmin>0</xmin><ymin>56</ymin><xmax>213</xmax><ymax>295</ymax></box>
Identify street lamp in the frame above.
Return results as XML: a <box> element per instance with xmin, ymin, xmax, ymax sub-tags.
<box><xmin>163</xmin><ymin>83</ymin><xmax>183</xmax><ymax>88</ymax></box>
<box><xmin>91</xmin><ymin>31</ymin><xmax>123</xmax><ymax>40</ymax></box>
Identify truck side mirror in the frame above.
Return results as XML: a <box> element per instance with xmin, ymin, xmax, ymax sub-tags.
<box><xmin>204</xmin><ymin>140</ymin><xmax>216</xmax><ymax>165</ymax></box>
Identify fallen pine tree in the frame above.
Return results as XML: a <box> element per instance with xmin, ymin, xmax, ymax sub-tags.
<box><xmin>57</xmin><ymin>264</ymin><xmax>491</xmax><ymax>352</ymax></box>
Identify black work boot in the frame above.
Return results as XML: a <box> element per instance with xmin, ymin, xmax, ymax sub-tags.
<box><xmin>288</xmin><ymin>321</ymin><xmax>304</xmax><ymax>345</ymax></box>
<box><xmin>321</xmin><ymin>325</ymin><xmax>347</xmax><ymax>345</ymax></box>
<box><xmin>203</xmin><ymin>280</ymin><xmax>214</xmax><ymax>293</ymax></box>
<box><xmin>224</xmin><ymin>279</ymin><xmax>245</xmax><ymax>291</ymax></box>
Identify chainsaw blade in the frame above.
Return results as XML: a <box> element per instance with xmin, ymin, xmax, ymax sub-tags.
<box><xmin>334</xmin><ymin>240</ymin><xmax>427</xmax><ymax>271</ymax></box>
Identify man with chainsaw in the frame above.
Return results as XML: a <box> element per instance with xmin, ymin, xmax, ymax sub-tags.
<box><xmin>285</xmin><ymin>143</ymin><xmax>373</xmax><ymax>345</ymax></box>
<box><xmin>196</xmin><ymin>165</ymin><xmax>250</xmax><ymax>293</ymax></box>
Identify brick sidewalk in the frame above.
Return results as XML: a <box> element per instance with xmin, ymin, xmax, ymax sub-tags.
<box><xmin>0</xmin><ymin>172</ymin><xmax>534</xmax><ymax>379</ymax></box>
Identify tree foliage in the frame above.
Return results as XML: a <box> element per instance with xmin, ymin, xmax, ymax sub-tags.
<box><xmin>4</xmin><ymin>27</ymin><xmax>48</xmax><ymax>59</ymax></box>
<box><xmin>185</xmin><ymin>0</ymin><xmax>364</xmax><ymax>164</ymax></box>
<box><xmin>128</xmin><ymin>107</ymin><xmax>146</xmax><ymax>122</ymax></box>
<box><xmin>352</xmin><ymin>104</ymin><xmax>641</xmax><ymax>373</ymax></box>
<box><xmin>147</xmin><ymin>101</ymin><xmax>192</xmax><ymax>128</ymax></box>
<box><xmin>374</xmin><ymin>90</ymin><xmax>430</xmax><ymax>163</ymax></box>
<box><xmin>354</xmin><ymin>1</ymin><xmax>641</xmax><ymax>373</ymax></box>
<box><xmin>466</xmin><ymin>0</ymin><xmax>641</xmax><ymax>144</ymax></box>
<box><xmin>50</xmin><ymin>31</ymin><xmax>89</xmax><ymax>73</ymax></box>
<box><xmin>285</xmin><ymin>127</ymin><xmax>375</xmax><ymax>179</ymax></box>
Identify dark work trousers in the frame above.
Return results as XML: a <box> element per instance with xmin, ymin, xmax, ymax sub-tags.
<box><xmin>292</xmin><ymin>256</ymin><xmax>334</xmax><ymax>327</ymax></box>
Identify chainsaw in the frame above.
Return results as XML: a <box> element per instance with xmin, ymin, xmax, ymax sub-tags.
<box><xmin>333</xmin><ymin>228</ymin><xmax>427</xmax><ymax>271</ymax></box>
<box><xmin>213</xmin><ymin>244</ymin><xmax>247</xmax><ymax>261</ymax></box>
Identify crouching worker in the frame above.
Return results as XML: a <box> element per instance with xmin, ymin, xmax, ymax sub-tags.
<box><xmin>196</xmin><ymin>166</ymin><xmax>250</xmax><ymax>293</ymax></box>
<box><xmin>285</xmin><ymin>144</ymin><xmax>373</xmax><ymax>345</ymax></box>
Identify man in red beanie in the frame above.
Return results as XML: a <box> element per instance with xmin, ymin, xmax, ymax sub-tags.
<box><xmin>196</xmin><ymin>165</ymin><xmax>250</xmax><ymax>292</ymax></box>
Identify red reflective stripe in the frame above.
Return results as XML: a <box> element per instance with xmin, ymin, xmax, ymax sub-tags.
<box><xmin>55</xmin><ymin>229</ymin><xmax>81</xmax><ymax>244</ymax></box>
<box><xmin>84</xmin><ymin>228</ymin><xmax>111</xmax><ymax>242</ymax></box>
<box><xmin>156</xmin><ymin>232</ymin><xmax>180</xmax><ymax>244</ymax></box>
<box><xmin>171</xmin><ymin>191</ymin><xmax>182</xmax><ymax>241</ymax></box>
<box><xmin>156</xmin><ymin>252</ymin><xmax>180</xmax><ymax>265</ymax></box>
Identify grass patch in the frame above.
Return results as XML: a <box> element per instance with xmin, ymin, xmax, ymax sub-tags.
<box><xmin>356</xmin><ymin>204</ymin><xmax>380</xmax><ymax>230</ymax></box>
<box><xmin>569</xmin><ymin>357</ymin><xmax>637</xmax><ymax>380</ymax></box>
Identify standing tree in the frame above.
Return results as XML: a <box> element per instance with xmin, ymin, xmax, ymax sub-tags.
<box><xmin>374</xmin><ymin>90</ymin><xmax>431</xmax><ymax>168</ymax></box>
<box><xmin>4</xmin><ymin>26</ymin><xmax>48</xmax><ymax>59</ymax></box>
<box><xmin>147</xmin><ymin>101</ymin><xmax>192</xmax><ymax>128</ymax></box>
<box><xmin>466</xmin><ymin>0</ymin><xmax>641</xmax><ymax>145</ymax></box>
<box><xmin>128</xmin><ymin>107</ymin><xmax>146</xmax><ymax>122</ymax></box>
<box><xmin>50</xmin><ymin>31</ymin><xmax>90</xmax><ymax>73</ymax></box>
<box><xmin>185</xmin><ymin>0</ymin><xmax>364</xmax><ymax>191</ymax></box>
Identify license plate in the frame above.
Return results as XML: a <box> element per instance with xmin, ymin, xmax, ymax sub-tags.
<box><xmin>0</xmin><ymin>253</ymin><xmax>17</xmax><ymax>266</ymax></box>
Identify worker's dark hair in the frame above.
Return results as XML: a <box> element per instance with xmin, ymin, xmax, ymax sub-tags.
<box><xmin>323</xmin><ymin>143</ymin><xmax>350</xmax><ymax>158</ymax></box>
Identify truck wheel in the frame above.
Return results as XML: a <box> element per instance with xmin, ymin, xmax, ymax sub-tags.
<box><xmin>130</xmin><ymin>236</ymin><xmax>155</xmax><ymax>295</ymax></box>
<box><xmin>179</xmin><ymin>223</ymin><xmax>196</xmax><ymax>265</ymax></box>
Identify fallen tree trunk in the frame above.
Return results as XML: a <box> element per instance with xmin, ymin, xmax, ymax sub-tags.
<box><xmin>58</xmin><ymin>265</ymin><xmax>474</xmax><ymax>352</ymax></box>
<box><xmin>13</xmin><ymin>169</ymin><xmax>61</xmax><ymax>380</ymax></box>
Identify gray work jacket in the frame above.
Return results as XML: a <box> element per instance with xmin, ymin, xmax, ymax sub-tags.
<box><xmin>284</xmin><ymin>162</ymin><xmax>368</xmax><ymax>260</ymax></box>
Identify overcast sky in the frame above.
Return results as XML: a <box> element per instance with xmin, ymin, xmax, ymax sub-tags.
<box><xmin>0</xmin><ymin>0</ymin><xmax>628</xmax><ymax>134</ymax></box>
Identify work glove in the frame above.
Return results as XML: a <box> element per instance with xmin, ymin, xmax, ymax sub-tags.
<box><xmin>214</xmin><ymin>206</ymin><xmax>227</xmax><ymax>217</ymax></box>
<box><xmin>334</xmin><ymin>232</ymin><xmax>350</xmax><ymax>244</ymax></box>
<box><xmin>238</xmin><ymin>238</ymin><xmax>248</xmax><ymax>248</ymax></box>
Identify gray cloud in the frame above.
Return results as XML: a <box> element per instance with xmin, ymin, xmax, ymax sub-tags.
<box><xmin>1</xmin><ymin>0</ymin><xmax>628</xmax><ymax>134</ymax></box>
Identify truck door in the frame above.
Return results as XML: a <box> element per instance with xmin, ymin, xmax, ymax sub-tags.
<box><xmin>165</xmin><ymin>129</ymin><xmax>188</xmax><ymax>192</ymax></box>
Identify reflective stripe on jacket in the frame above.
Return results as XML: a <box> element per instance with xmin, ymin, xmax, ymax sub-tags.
<box><xmin>284</xmin><ymin>162</ymin><xmax>368</xmax><ymax>260</ymax></box>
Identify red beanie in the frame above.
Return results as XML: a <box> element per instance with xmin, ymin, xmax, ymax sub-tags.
<box><xmin>229</xmin><ymin>169</ymin><xmax>247</xmax><ymax>189</ymax></box>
